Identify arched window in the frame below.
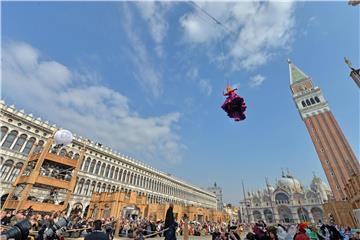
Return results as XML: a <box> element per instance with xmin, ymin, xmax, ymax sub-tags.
<box><xmin>33</xmin><ymin>140</ymin><xmax>44</xmax><ymax>153</ymax></box>
<box><xmin>2</xmin><ymin>130</ymin><xmax>18</xmax><ymax>149</ymax></box>
<box><xmin>22</xmin><ymin>137</ymin><xmax>36</xmax><ymax>155</ymax></box>
<box><xmin>310</xmin><ymin>98</ymin><xmax>315</xmax><ymax>104</ymax></box>
<box><xmin>1</xmin><ymin>126</ymin><xmax>9</xmax><ymax>141</ymax></box>
<box><xmin>101</xmin><ymin>183</ymin><xmax>106</xmax><ymax>193</ymax></box>
<box><xmin>301</xmin><ymin>101</ymin><xmax>306</xmax><ymax>107</ymax></box>
<box><xmin>106</xmin><ymin>185</ymin><xmax>111</xmax><ymax>192</ymax></box>
<box><xmin>306</xmin><ymin>99</ymin><xmax>311</xmax><ymax>106</ymax></box>
<box><xmin>7</xmin><ymin>162</ymin><xmax>24</xmax><ymax>182</ymax></box>
<box><xmin>105</xmin><ymin>165</ymin><xmax>110</xmax><ymax>177</ymax></box>
<box><xmin>73</xmin><ymin>153</ymin><xmax>80</xmax><ymax>160</ymax></box>
<box><xmin>1</xmin><ymin>160</ymin><xmax>14</xmax><ymax>179</ymax></box>
<box><xmin>109</xmin><ymin>166</ymin><xmax>115</xmax><ymax>179</ymax></box>
<box><xmin>59</xmin><ymin>148</ymin><xmax>67</xmax><ymax>157</ymax></box>
<box><xmin>76</xmin><ymin>179</ymin><xmax>85</xmax><ymax>194</ymax></box>
<box><xmin>100</xmin><ymin>163</ymin><xmax>106</xmax><ymax>176</ymax></box>
<box><xmin>12</xmin><ymin>134</ymin><xmax>27</xmax><ymax>152</ymax></box>
<box><xmin>95</xmin><ymin>162</ymin><xmax>101</xmax><ymax>175</ymax></box>
<box><xmin>114</xmin><ymin>168</ymin><xmax>119</xmax><ymax>180</ymax></box>
<box><xmin>67</xmin><ymin>151</ymin><xmax>74</xmax><ymax>159</ymax></box>
<box><xmin>96</xmin><ymin>182</ymin><xmax>101</xmax><ymax>193</ymax></box>
<box><xmin>119</xmin><ymin>169</ymin><xmax>124</xmax><ymax>181</ymax></box>
<box><xmin>89</xmin><ymin>159</ymin><xmax>96</xmax><ymax>173</ymax></box>
<box><xmin>83</xmin><ymin>180</ymin><xmax>91</xmax><ymax>195</ymax></box>
<box><xmin>89</xmin><ymin>181</ymin><xmax>96</xmax><ymax>196</ymax></box>
<box><xmin>315</xmin><ymin>96</ymin><xmax>320</xmax><ymax>103</ymax></box>
<box><xmin>83</xmin><ymin>158</ymin><xmax>91</xmax><ymax>171</ymax></box>
<box><xmin>275</xmin><ymin>192</ymin><xmax>290</xmax><ymax>204</ymax></box>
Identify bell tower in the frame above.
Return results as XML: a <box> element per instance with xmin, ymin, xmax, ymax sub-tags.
<box><xmin>288</xmin><ymin>59</ymin><xmax>359</xmax><ymax>201</ymax></box>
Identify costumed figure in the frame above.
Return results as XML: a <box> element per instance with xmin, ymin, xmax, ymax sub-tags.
<box><xmin>164</xmin><ymin>204</ymin><xmax>176</xmax><ymax>240</ymax></box>
<box><xmin>221</xmin><ymin>86</ymin><xmax>246</xmax><ymax>121</ymax></box>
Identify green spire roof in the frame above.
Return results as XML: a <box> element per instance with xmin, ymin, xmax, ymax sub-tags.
<box><xmin>288</xmin><ymin>59</ymin><xmax>309</xmax><ymax>84</ymax></box>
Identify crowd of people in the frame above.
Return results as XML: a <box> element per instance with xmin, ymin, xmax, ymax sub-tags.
<box><xmin>1</xmin><ymin>206</ymin><xmax>359</xmax><ymax>240</ymax></box>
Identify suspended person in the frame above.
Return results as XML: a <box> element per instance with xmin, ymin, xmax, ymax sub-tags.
<box><xmin>164</xmin><ymin>204</ymin><xmax>176</xmax><ymax>240</ymax></box>
<box><xmin>221</xmin><ymin>86</ymin><xmax>247</xmax><ymax>121</ymax></box>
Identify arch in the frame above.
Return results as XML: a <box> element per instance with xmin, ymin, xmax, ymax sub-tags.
<box><xmin>278</xmin><ymin>206</ymin><xmax>293</xmax><ymax>223</ymax></box>
<box><xmin>70</xmin><ymin>202</ymin><xmax>83</xmax><ymax>215</ymax></box>
<box><xmin>76</xmin><ymin>178</ymin><xmax>85</xmax><ymax>194</ymax></box>
<box><xmin>7</xmin><ymin>162</ymin><xmax>24</xmax><ymax>182</ymax></box>
<box><xmin>89</xmin><ymin>181</ymin><xmax>96</xmax><ymax>196</ymax></box>
<box><xmin>111</xmin><ymin>186</ymin><xmax>116</xmax><ymax>193</ymax></box>
<box><xmin>119</xmin><ymin>169</ymin><xmax>124</xmax><ymax>181</ymax></box>
<box><xmin>89</xmin><ymin>159</ymin><xmax>96</xmax><ymax>173</ymax></box>
<box><xmin>114</xmin><ymin>167</ymin><xmax>119</xmax><ymax>180</ymax></box>
<box><xmin>1</xmin><ymin>126</ymin><xmax>9</xmax><ymax>141</ymax></box>
<box><xmin>12</xmin><ymin>134</ymin><xmax>27</xmax><ymax>151</ymax></box>
<box><xmin>67</xmin><ymin>151</ymin><xmax>74</xmax><ymax>159</ymax></box>
<box><xmin>22</xmin><ymin>137</ymin><xmax>36</xmax><ymax>155</ymax></box>
<box><xmin>310</xmin><ymin>98</ymin><xmax>315</xmax><ymax>104</ymax></box>
<box><xmin>105</xmin><ymin>164</ymin><xmax>110</xmax><ymax>177</ymax></box>
<box><xmin>298</xmin><ymin>207</ymin><xmax>310</xmax><ymax>222</ymax></box>
<box><xmin>59</xmin><ymin>148</ymin><xmax>67</xmax><ymax>157</ymax></box>
<box><xmin>100</xmin><ymin>163</ymin><xmax>106</xmax><ymax>176</ymax></box>
<box><xmin>253</xmin><ymin>210</ymin><xmax>262</xmax><ymax>221</ymax></box>
<box><xmin>83</xmin><ymin>157</ymin><xmax>91</xmax><ymax>171</ymax></box>
<box><xmin>275</xmin><ymin>192</ymin><xmax>290</xmax><ymax>204</ymax></box>
<box><xmin>110</xmin><ymin>166</ymin><xmax>115</xmax><ymax>179</ymax></box>
<box><xmin>263</xmin><ymin>209</ymin><xmax>274</xmax><ymax>223</ymax></box>
<box><xmin>1</xmin><ymin>159</ymin><xmax>14</xmax><ymax>180</ymax></box>
<box><xmin>306</xmin><ymin>99</ymin><xmax>311</xmax><ymax>106</ymax></box>
<box><xmin>101</xmin><ymin>183</ymin><xmax>106</xmax><ymax>193</ymax></box>
<box><xmin>83</xmin><ymin>179</ymin><xmax>91</xmax><ymax>195</ymax></box>
<box><xmin>301</xmin><ymin>101</ymin><xmax>306</xmax><ymax>108</ymax></box>
<box><xmin>95</xmin><ymin>161</ymin><xmax>101</xmax><ymax>175</ymax></box>
<box><xmin>2</xmin><ymin>130</ymin><xmax>18</xmax><ymax>148</ymax></box>
<box><xmin>73</xmin><ymin>153</ymin><xmax>80</xmax><ymax>160</ymax></box>
<box><xmin>96</xmin><ymin>182</ymin><xmax>101</xmax><ymax>193</ymax></box>
<box><xmin>34</xmin><ymin>140</ymin><xmax>45</xmax><ymax>154</ymax></box>
<box><xmin>311</xmin><ymin>207</ymin><xmax>324</xmax><ymax>223</ymax></box>
<box><xmin>106</xmin><ymin>185</ymin><xmax>111</xmax><ymax>192</ymax></box>
<box><xmin>315</xmin><ymin>96</ymin><xmax>320</xmax><ymax>103</ymax></box>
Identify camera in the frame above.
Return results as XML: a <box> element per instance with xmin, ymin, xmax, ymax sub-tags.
<box><xmin>0</xmin><ymin>219</ymin><xmax>32</xmax><ymax>240</ymax></box>
<box><xmin>42</xmin><ymin>217</ymin><xmax>69</xmax><ymax>239</ymax></box>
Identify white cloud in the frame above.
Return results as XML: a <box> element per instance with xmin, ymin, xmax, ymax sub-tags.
<box><xmin>187</xmin><ymin>67</ymin><xmax>212</xmax><ymax>96</ymax></box>
<box><xmin>135</xmin><ymin>2</ymin><xmax>171</xmax><ymax>57</ymax></box>
<box><xmin>250</xmin><ymin>74</ymin><xmax>266</xmax><ymax>87</ymax></box>
<box><xmin>180</xmin><ymin>2</ymin><xmax>295</xmax><ymax>70</ymax></box>
<box><xmin>122</xmin><ymin>4</ymin><xmax>163</xmax><ymax>98</ymax></box>
<box><xmin>2</xmin><ymin>40</ymin><xmax>183</xmax><ymax>164</ymax></box>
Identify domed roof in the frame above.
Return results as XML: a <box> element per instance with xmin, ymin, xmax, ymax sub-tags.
<box><xmin>311</xmin><ymin>176</ymin><xmax>331</xmax><ymax>192</ymax></box>
<box><xmin>277</xmin><ymin>175</ymin><xmax>302</xmax><ymax>192</ymax></box>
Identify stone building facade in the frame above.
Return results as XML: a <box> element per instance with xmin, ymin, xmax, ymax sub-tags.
<box><xmin>0</xmin><ymin>101</ymin><xmax>217</xmax><ymax>215</ymax></box>
<box><xmin>207</xmin><ymin>182</ymin><xmax>224</xmax><ymax>211</ymax></box>
<box><xmin>239</xmin><ymin>172</ymin><xmax>331</xmax><ymax>224</ymax></box>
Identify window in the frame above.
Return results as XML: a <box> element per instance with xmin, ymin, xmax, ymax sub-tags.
<box><xmin>7</xmin><ymin>163</ymin><xmax>23</xmax><ymax>182</ymax></box>
<box><xmin>73</xmin><ymin>153</ymin><xmax>80</xmax><ymax>160</ymax></box>
<box><xmin>331</xmin><ymin>171</ymin><xmax>335</xmax><ymax>176</ymax></box>
<box><xmin>22</xmin><ymin>137</ymin><xmax>36</xmax><ymax>155</ymax></box>
<box><xmin>59</xmin><ymin>148</ymin><xmax>67</xmax><ymax>157</ymax></box>
<box><xmin>89</xmin><ymin>160</ymin><xmax>96</xmax><ymax>173</ymax></box>
<box><xmin>100</xmin><ymin>163</ymin><xmax>106</xmax><ymax>176</ymax></box>
<box><xmin>2</xmin><ymin>130</ymin><xmax>18</xmax><ymax>148</ymax></box>
<box><xmin>310</xmin><ymin>98</ymin><xmax>315</xmax><ymax>104</ymax></box>
<box><xmin>1</xmin><ymin>126</ymin><xmax>9</xmax><ymax>141</ymax></box>
<box><xmin>83</xmin><ymin>158</ymin><xmax>91</xmax><ymax>171</ymax></box>
<box><xmin>95</xmin><ymin>162</ymin><xmax>101</xmax><ymax>175</ymax></box>
<box><xmin>306</xmin><ymin>99</ymin><xmax>311</xmax><ymax>106</ymax></box>
<box><xmin>110</xmin><ymin>166</ymin><xmax>115</xmax><ymax>179</ymax></box>
<box><xmin>0</xmin><ymin>160</ymin><xmax>14</xmax><ymax>179</ymax></box>
<box><xmin>315</xmin><ymin>96</ymin><xmax>320</xmax><ymax>103</ymax></box>
<box><xmin>105</xmin><ymin>165</ymin><xmax>110</xmax><ymax>177</ymax></box>
<box><xmin>12</xmin><ymin>134</ymin><xmax>27</xmax><ymax>151</ymax></box>
<box><xmin>301</xmin><ymin>101</ymin><xmax>306</xmax><ymax>107</ymax></box>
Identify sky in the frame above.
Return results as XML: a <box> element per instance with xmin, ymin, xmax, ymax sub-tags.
<box><xmin>2</xmin><ymin>1</ymin><xmax>359</xmax><ymax>204</ymax></box>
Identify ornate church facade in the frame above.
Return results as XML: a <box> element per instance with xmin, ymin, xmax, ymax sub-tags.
<box><xmin>239</xmin><ymin>172</ymin><xmax>332</xmax><ymax>224</ymax></box>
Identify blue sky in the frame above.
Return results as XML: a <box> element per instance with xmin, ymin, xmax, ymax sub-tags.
<box><xmin>2</xmin><ymin>2</ymin><xmax>359</xmax><ymax>204</ymax></box>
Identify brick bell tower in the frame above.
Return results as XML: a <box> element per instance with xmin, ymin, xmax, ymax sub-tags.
<box><xmin>288</xmin><ymin>59</ymin><xmax>360</xmax><ymax>201</ymax></box>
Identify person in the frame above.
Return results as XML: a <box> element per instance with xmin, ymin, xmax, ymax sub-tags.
<box><xmin>221</xmin><ymin>85</ymin><xmax>246</xmax><ymax>121</ymax></box>
<box><xmin>164</xmin><ymin>204</ymin><xmax>176</xmax><ymax>240</ymax></box>
<box><xmin>84</xmin><ymin>220</ymin><xmax>108</xmax><ymax>240</ymax></box>
<box><xmin>268</xmin><ymin>226</ymin><xmax>279</xmax><ymax>240</ymax></box>
<box><xmin>307</xmin><ymin>226</ymin><xmax>319</xmax><ymax>240</ymax></box>
<box><xmin>294</xmin><ymin>223</ymin><xmax>310</xmax><ymax>240</ymax></box>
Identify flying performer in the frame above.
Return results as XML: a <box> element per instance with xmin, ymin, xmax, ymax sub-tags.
<box><xmin>221</xmin><ymin>85</ymin><xmax>247</xmax><ymax>121</ymax></box>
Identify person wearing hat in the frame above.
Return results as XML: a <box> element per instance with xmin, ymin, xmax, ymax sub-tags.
<box><xmin>294</xmin><ymin>223</ymin><xmax>310</xmax><ymax>240</ymax></box>
<box><xmin>84</xmin><ymin>219</ymin><xmax>108</xmax><ymax>240</ymax></box>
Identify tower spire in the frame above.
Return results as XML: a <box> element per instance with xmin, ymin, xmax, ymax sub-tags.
<box><xmin>288</xmin><ymin>59</ymin><xmax>309</xmax><ymax>84</ymax></box>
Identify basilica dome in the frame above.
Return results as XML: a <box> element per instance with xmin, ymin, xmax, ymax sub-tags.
<box><xmin>277</xmin><ymin>175</ymin><xmax>302</xmax><ymax>192</ymax></box>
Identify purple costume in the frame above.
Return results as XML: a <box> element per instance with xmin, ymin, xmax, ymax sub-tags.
<box><xmin>221</xmin><ymin>89</ymin><xmax>246</xmax><ymax>121</ymax></box>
